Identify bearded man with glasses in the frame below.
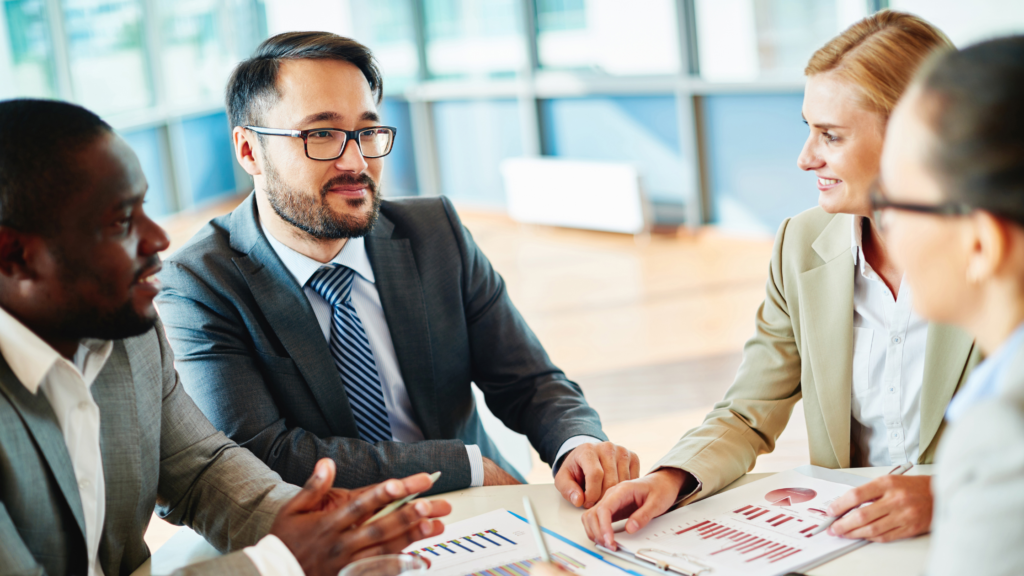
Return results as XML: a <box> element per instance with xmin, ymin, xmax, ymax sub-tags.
<box><xmin>156</xmin><ymin>31</ymin><xmax>637</xmax><ymax>504</ymax></box>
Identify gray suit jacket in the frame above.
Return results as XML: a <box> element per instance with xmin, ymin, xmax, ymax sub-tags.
<box><xmin>156</xmin><ymin>194</ymin><xmax>606</xmax><ymax>493</ymax></box>
<box><xmin>929</xmin><ymin>341</ymin><xmax>1024</xmax><ymax>576</ymax></box>
<box><xmin>0</xmin><ymin>320</ymin><xmax>299</xmax><ymax>576</ymax></box>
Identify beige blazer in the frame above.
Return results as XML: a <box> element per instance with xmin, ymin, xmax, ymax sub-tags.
<box><xmin>929</xmin><ymin>342</ymin><xmax>1024</xmax><ymax>576</ymax></box>
<box><xmin>654</xmin><ymin>207</ymin><xmax>980</xmax><ymax>501</ymax></box>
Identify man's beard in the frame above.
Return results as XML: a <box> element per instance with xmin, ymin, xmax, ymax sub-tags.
<box><xmin>52</xmin><ymin>253</ymin><xmax>160</xmax><ymax>341</ymax></box>
<box><xmin>264</xmin><ymin>155</ymin><xmax>382</xmax><ymax>240</ymax></box>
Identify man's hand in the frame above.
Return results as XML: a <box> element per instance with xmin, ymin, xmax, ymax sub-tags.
<box><xmin>269</xmin><ymin>459</ymin><xmax>453</xmax><ymax>576</ymax></box>
<box><xmin>826</xmin><ymin>475</ymin><xmax>932</xmax><ymax>542</ymax></box>
<box><xmin>555</xmin><ymin>442</ymin><xmax>640</xmax><ymax>508</ymax></box>
<box><xmin>581</xmin><ymin>468</ymin><xmax>690</xmax><ymax>550</ymax></box>
<box><xmin>483</xmin><ymin>457</ymin><xmax>522</xmax><ymax>486</ymax></box>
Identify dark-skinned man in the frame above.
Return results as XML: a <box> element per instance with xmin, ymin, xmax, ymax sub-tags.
<box><xmin>0</xmin><ymin>98</ymin><xmax>450</xmax><ymax>576</ymax></box>
<box><xmin>155</xmin><ymin>31</ymin><xmax>638</xmax><ymax>504</ymax></box>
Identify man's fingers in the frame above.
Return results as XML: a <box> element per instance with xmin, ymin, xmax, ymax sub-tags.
<box><xmin>834</xmin><ymin>508</ymin><xmax>897</xmax><ymax>541</ymax></box>
<box><xmin>348</xmin><ymin>518</ymin><xmax>445</xmax><ymax>562</ymax></box>
<box><xmin>284</xmin><ymin>458</ymin><xmax>337</xmax><ymax>514</ymax></box>
<box><xmin>579</xmin><ymin>450</ymin><xmax>605</xmax><ymax>508</ymax></box>
<box><xmin>555</xmin><ymin>466</ymin><xmax>586</xmax><ymax>508</ymax></box>
<box><xmin>829</xmin><ymin>499</ymin><xmax>889</xmax><ymax>537</ymax></box>
<box><xmin>399</xmin><ymin>472</ymin><xmax>436</xmax><ymax>495</ymax></box>
<box><xmin>598</xmin><ymin>446</ymin><xmax>620</xmax><ymax>502</ymax></box>
<box><xmin>827</xmin><ymin>479</ymin><xmax>886</xmax><ymax>516</ymax></box>
<box><xmin>628</xmin><ymin>452</ymin><xmax>640</xmax><ymax>480</ymax></box>
<box><xmin>614</xmin><ymin>447</ymin><xmax>633</xmax><ymax>489</ymax></box>
<box><xmin>326</xmin><ymin>478</ymin><xmax>409</xmax><ymax>528</ymax></box>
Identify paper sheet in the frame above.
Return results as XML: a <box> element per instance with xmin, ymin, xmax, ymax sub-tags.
<box><xmin>404</xmin><ymin>509</ymin><xmax>638</xmax><ymax>576</ymax></box>
<box><xmin>613</xmin><ymin>467</ymin><xmax>871</xmax><ymax>576</ymax></box>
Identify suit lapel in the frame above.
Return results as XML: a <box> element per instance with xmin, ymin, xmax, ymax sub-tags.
<box><xmin>91</xmin><ymin>340</ymin><xmax>141</xmax><ymax>562</ymax></box>
<box><xmin>229</xmin><ymin>195</ymin><xmax>360</xmax><ymax>438</ymax></box>
<box><xmin>365</xmin><ymin>214</ymin><xmax>441</xmax><ymax>439</ymax></box>
<box><xmin>799</xmin><ymin>213</ymin><xmax>856</xmax><ymax>467</ymax></box>
<box><xmin>919</xmin><ymin>323</ymin><xmax>976</xmax><ymax>457</ymax></box>
<box><xmin>0</xmin><ymin>354</ymin><xmax>87</xmax><ymax>541</ymax></box>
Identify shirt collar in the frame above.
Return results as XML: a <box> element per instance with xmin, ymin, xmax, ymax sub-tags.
<box><xmin>0</xmin><ymin>305</ymin><xmax>112</xmax><ymax>394</ymax></box>
<box><xmin>260</xmin><ymin>219</ymin><xmax>376</xmax><ymax>288</ymax></box>
<box><xmin>946</xmin><ymin>321</ymin><xmax>1024</xmax><ymax>423</ymax></box>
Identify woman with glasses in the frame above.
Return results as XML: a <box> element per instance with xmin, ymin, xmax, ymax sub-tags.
<box><xmin>878</xmin><ymin>35</ymin><xmax>1024</xmax><ymax>576</ymax></box>
<box><xmin>582</xmin><ymin>10</ymin><xmax>980</xmax><ymax>548</ymax></box>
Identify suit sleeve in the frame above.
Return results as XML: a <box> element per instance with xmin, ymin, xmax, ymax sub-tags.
<box><xmin>441</xmin><ymin>198</ymin><xmax>608</xmax><ymax>466</ymax></box>
<box><xmin>150</xmin><ymin>320</ymin><xmax>301</xmax><ymax>561</ymax></box>
<box><xmin>651</xmin><ymin>217</ymin><xmax>803</xmax><ymax>502</ymax></box>
<box><xmin>156</xmin><ymin>263</ymin><xmax>473</xmax><ymax>494</ymax></box>
<box><xmin>928</xmin><ymin>398</ymin><xmax>1024</xmax><ymax>576</ymax></box>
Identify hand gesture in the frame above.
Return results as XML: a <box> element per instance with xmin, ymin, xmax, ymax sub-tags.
<box><xmin>269</xmin><ymin>459</ymin><xmax>452</xmax><ymax>576</ymax></box>
<box><xmin>555</xmin><ymin>442</ymin><xmax>640</xmax><ymax>508</ymax></box>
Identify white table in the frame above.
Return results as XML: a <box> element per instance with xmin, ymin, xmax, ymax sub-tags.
<box><xmin>135</xmin><ymin>466</ymin><xmax>932</xmax><ymax>576</ymax></box>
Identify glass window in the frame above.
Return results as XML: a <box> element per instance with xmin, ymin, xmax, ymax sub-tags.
<box><xmin>701</xmin><ymin>93</ymin><xmax>816</xmax><ymax>234</ymax></box>
<box><xmin>423</xmin><ymin>0</ymin><xmax>526</xmax><ymax>79</ymax></box>
<box><xmin>433</xmin><ymin>99</ymin><xmax>523</xmax><ymax>207</ymax></box>
<box><xmin>157</xmin><ymin>0</ymin><xmax>238</xmax><ymax>108</ymax></box>
<box><xmin>536</xmin><ymin>0</ymin><xmax>681</xmax><ymax>75</ymax></box>
<box><xmin>63</xmin><ymin>0</ymin><xmax>152</xmax><ymax>114</ymax></box>
<box><xmin>350</xmin><ymin>0</ymin><xmax>419</xmax><ymax>93</ymax></box>
<box><xmin>121</xmin><ymin>127</ymin><xmax>175</xmax><ymax>217</ymax></box>
<box><xmin>181</xmin><ymin>111</ymin><xmax>237</xmax><ymax>206</ymax></box>
<box><xmin>540</xmin><ymin>95</ymin><xmax>686</xmax><ymax>204</ymax></box>
<box><xmin>695</xmin><ymin>0</ymin><xmax>865</xmax><ymax>82</ymax></box>
<box><xmin>0</xmin><ymin>0</ymin><xmax>57</xmax><ymax>99</ymax></box>
<box><xmin>379</xmin><ymin>98</ymin><xmax>418</xmax><ymax>197</ymax></box>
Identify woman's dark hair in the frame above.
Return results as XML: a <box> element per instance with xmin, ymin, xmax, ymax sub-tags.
<box><xmin>226</xmin><ymin>31</ymin><xmax>383</xmax><ymax>129</ymax></box>
<box><xmin>919</xmin><ymin>35</ymin><xmax>1024</xmax><ymax>224</ymax></box>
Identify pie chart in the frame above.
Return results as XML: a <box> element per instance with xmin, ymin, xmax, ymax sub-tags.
<box><xmin>765</xmin><ymin>487</ymin><xmax>817</xmax><ymax>507</ymax></box>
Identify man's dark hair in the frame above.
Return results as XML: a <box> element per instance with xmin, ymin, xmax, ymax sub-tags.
<box><xmin>0</xmin><ymin>99</ymin><xmax>112</xmax><ymax>236</ymax></box>
<box><xmin>919</xmin><ymin>35</ymin><xmax>1024</xmax><ymax>225</ymax></box>
<box><xmin>226</xmin><ymin>31</ymin><xmax>383</xmax><ymax>129</ymax></box>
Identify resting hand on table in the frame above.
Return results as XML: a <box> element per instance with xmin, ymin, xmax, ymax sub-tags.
<box><xmin>269</xmin><ymin>459</ymin><xmax>452</xmax><ymax>576</ymax></box>
<box><xmin>825</xmin><ymin>475</ymin><xmax>932</xmax><ymax>542</ymax></box>
<box><xmin>555</xmin><ymin>441</ymin><xmax>640</xmax><ymax>508</ymax></box>
<box><xmin>580</xmin><ymin>468</ymin><xmax>695</xmax><ymax>550</ymax></box>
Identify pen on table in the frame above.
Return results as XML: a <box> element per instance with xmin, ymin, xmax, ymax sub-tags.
<box><xmin>362</xmin><ymin>471</ymin><xmax>441</xmax><ymax>525</ymax></box>
<box><xmin>808</xmin><ymin>461</ymin><xmax>914</xmax><ymax>536</ymax></box>
<box><xmin>523</xmin><ymin>496</ymin><xmax>552</xmax><ymax>563</ymax></box>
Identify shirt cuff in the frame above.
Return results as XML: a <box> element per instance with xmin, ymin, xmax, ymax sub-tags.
<box><xmin>467</xmin><ymin>444</ymin><xmax>484</xmax><ymax>487</ymax></box>
<box><xmin>242</xmin><ymin>534</ymin><xmax>305</xmax><ymax>576</ymax></box>
<box><xmin>552</xmin><ymin>435</ymin><xmax>604</xmax><ymax>476</ymax></box>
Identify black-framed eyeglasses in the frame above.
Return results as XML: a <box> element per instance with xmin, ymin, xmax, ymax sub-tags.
<box><xmin>245</xmin><ymin>125</ymin><xmax>397</xmax><ymax>160</ymax></box>
<box><xmin>869</xmin><ymin>184</ymin><xmax>974</xmax><ymax>233</ymax></box>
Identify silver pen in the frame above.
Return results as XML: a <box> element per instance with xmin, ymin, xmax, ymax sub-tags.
<box><xmin>523</xmin><ymin>496</ymin><xmax>552</xmax><ymax>563</ymax></box>
<box><xmin>809</xmin><ymin>461</ymin><xmax>914</xmax><ymax>536</ymax></box>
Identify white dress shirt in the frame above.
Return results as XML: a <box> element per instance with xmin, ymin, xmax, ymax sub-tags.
<box><xmin>0</xmin><ymin>305</ymin><xmax>301</xmax><ymax>576</ymax></box>
<box><xmin>0</xmin><ymin>306</ymin><xmax>110</xmax><ymax>576</ymax></box>
<box><xmin>261</xmin><ymin>221</ymin><xmax>597</xmax><ymax>486</ymax></box>
<box><xmin>850</xmin><ymin>217</ymin><xmax>928</xmax><ymax>466</ymax></box>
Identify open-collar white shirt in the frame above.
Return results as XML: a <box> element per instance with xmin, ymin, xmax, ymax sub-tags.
<box><xmin>850</xmin><ymin>216</ymin><xmax>929</xmax><ymax>466</ymax></box>
<box><xmin>0</xmin><ymin>305</ymin><xmax>111</xmax><ymax>576</ymax></box>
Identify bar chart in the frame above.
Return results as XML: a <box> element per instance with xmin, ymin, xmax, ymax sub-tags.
<box><xmin>405</xmin><ymin>509</ymin><xmax>629</xmax><ymax>576</ymax></box>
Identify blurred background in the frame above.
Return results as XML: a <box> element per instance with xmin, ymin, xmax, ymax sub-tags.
<box><xmin>4</xmin><ymin>0</ymin><xmax>1024</xmax><ymax>551</ymax></box>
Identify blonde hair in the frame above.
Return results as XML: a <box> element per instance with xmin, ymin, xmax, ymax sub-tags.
<box><xmin>805</xmin><ymin>10</ymin><xmax>953</xmax><ymax>117</ymax></box>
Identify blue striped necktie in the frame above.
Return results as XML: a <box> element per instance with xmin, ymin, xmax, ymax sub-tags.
<box><xmin>308</xmin><ymin>264</ymin><xmax>392</xmax><ymax>443</ymax></box>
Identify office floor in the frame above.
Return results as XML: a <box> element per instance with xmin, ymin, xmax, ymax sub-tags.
<box><xmin>144</xmin><ymin>197</ymin><xmax>810</xmax><ymax>550</ymax></box>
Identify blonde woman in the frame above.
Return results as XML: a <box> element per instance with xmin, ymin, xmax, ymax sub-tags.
<box><xmin>583</xmin><ymin>11</ymin><xmax>980</xmax><ymax>547</ymax></box>
<box><xmin>878</xmin><ymin>35</ymin><xmax>1024</xmax><ymax>576</ymax></box>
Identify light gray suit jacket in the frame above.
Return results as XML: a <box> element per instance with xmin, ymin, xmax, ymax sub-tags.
<box><xmin>929</xmin><ymin>341</ymin><xmax>1024</xmax><ymax>576</ymax></box>
<box><xmin>0</xmin><ymin>320</ymin><xmax>300</xmax><ymax>576</ymax></box>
